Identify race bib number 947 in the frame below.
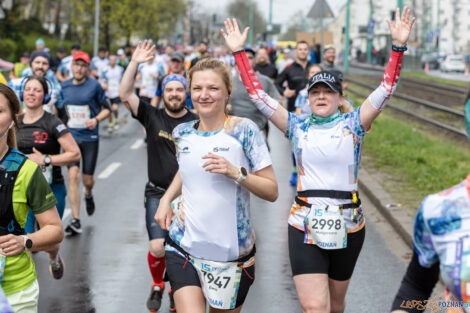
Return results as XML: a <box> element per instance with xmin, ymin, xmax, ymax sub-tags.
<box><xmin>191</xmin><ymin>257</ymin><xmax>243</xmax><ymax>310</ymax></box>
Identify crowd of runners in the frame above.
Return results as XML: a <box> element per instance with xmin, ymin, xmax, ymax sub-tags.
<box><xmin>1</xmin><ymin>5</ymin><xmax>470</xmax><ymax>313</ymax></box>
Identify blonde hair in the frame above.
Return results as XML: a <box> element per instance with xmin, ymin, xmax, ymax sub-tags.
<box><xmin>0</xmin><ymin>84</ymin><xmax>20</xmax><ymax>148</ymax></box>
<box><xmin>187</xmin><ymin>58</ymin><xmax>232</xmax><ymax>95</ymax></box>
<box><xmin>339</xmin><ymin>97</ymin><xmax>354</xmax><ymax>114</ymax></box>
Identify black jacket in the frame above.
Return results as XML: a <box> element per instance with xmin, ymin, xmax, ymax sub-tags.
<box><xmin>275</xmin><ymin>61</ymin><xmax>312</xmax><ymax>112</ymax></box>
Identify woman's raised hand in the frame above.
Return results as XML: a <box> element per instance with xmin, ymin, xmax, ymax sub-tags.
<box><xmin>387</xmin><ymin>6</ymin><xmax>416</xmax><ymax>47</ymax></box>
<box><xmin>221</xmin><ymin>18</ymin><xmax>249</xmax><ymax>53</ymax></box>
<box><xmin>131</xmin><ymin>39</ymin><xmax>156</xmax><ymax>64</ymax></box>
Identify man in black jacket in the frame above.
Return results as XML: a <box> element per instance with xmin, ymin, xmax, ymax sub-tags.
<box><xmin>275</xmin><ymin>40</ymin><xmax>312</xmax><ymax>112</ymax></box>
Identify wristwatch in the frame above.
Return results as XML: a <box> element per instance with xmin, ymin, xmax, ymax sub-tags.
<box><xmin>235</xmin><ymin>167</ymin><xmax>248</xmax><ymax>184</ymax></box>
<box><xmin>21</xmin><ymin>235</ymin><xmax>33</xmax><ymax>250</ymax></box>
<box><xmin>44</xmin><ymin>154</ymin><xmax>51</xmax><ymax>167</ymax></box>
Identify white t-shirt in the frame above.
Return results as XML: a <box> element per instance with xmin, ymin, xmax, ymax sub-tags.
<box><xmin>168</xmin><ymin>116</ymin><xmax>272</xmax><ymax>261</ymax></box>
<box><xmin>138</xmin><ymin>63</ymin><xmax>160</xmax><ymax>97</ymax></box>
<box><xmin>286</xmin><ymin>108</ymin><xmax>368</xmax><ymax>233</ymax></box>
<box><xmin>100</xmin><ymin>65</ymin><xmax>123</xmax><ymax>99</ymax></box>
<box><xmin>91</xmin><ymin>57</ymin><xmax>109</xmax><ymax>77</ymax></box>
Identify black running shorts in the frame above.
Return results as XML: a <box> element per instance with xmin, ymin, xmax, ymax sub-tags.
<box><xmin>68</xmin><ymin>141</ymin><xmax>99</xmax><ymax>175</ymax></box>
<box><xmin>288</xmin><ymin>224</ymin><xmax>365</xmax><ymax>281</ymax></box>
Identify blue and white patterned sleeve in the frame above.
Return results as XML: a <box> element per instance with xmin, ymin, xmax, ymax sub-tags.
<box><xmin>295</xmin><ymin>89</ymin><xmax>308</xmax><ymax>109</ymax></box>
<box><xmin>413</xmin><ymin>197</ymin><xmax>439</xmax><ymax>268</ymax></box>
<box><xmin>344</xmin><ymin>107</ymin><xmax>368</xmax><ymax>137</ymax></box>
<box><xmin>286</xmin><ymin>112</ymin><xmax>300</xmax><ymax>140</ymax></box>
<box><xmin>241</xmin><ymin>119</ymin><xmax>272</xmax><ymax>171</ymax></box>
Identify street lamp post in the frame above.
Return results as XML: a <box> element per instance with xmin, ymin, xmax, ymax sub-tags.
<box><xmin>344</xmin><ymin>0</ymin><xmax>351</xmax><ymax>74</ymax></box>
<box><xmin>248</xmin><ymin>0</ymin><xmax>254</xmax><ymax>46</ymax></box>
<box><xmin>93</xmin><ymin>0</ymin><xmax>100</xmax><ymax>57</ymax></box>
<box><xmin>367</xmin><ymin>0</ymin><xmax>373</xmax><ymax>63</ymax></box>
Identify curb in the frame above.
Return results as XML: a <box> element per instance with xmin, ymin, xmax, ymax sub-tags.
<box><xmin>358</xmin><ymin>168</ymin><xmax>415</xmax><ymax>248</ymax></box>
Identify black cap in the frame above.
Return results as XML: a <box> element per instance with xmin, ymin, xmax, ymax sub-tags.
<box><xmin>244</xmin><ymin>46</ymin><xmax>256</xmax><ymax>56</ymax></box>
<box><xmin>71</xmin><ymin>44</ymin><xmax>81</xmax><ymax>50</ymax></box>
<box><xmin>21</xmin><ymin>52</ymin><xmax>30</xmax><ymax>58</ymax></box>
<box><xmin>329</xmin><ymin>69</ymin><xmax>344</xmax><ymax>81</ymax></box>
<box><xmin>57</xmin><ymin>47</ymin><xmax>66</xmax><ymax>53</ymax></box>
<box><xmin>307</xmin><ymin>70</ymin><xmax>343</xmax><ymax>94</ymax></box>
<box><xmin>170</xmin><ymin>51</ymin><xmax>185</xmax><ymax>62</ymax></box>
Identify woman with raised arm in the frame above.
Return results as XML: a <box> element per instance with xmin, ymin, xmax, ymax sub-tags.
<box><xmin>222</xmin><ymin>7</ymin><xmax>415</xmax><ymax>313</ymax></box>
<box><xmin>155</xmin><ymin>57</ymin><xmax>278</xmax><ymax>312</ymax></box>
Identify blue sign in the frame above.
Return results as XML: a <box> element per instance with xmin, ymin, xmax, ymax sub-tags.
<box><xmin>367</xmin><ymin>19</ymin><xmax>376</xmax><ymax>36</ymax></box>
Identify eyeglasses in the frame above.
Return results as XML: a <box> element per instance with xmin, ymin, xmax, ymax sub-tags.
<box><xmin>72</xmin><ymin>62</ymin><xmax>88</xmax><ymax>69</ymax></box>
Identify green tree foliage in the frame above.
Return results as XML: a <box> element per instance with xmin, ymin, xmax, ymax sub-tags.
<box><xmin>227</xmin><ymin>0</ymin><xmax>266</xmax><ymax>43</ymax></box>
<box><xmin>72</xmin><ymin>0</ymin><xmax>186</xmax><ymax>47</ymax></box>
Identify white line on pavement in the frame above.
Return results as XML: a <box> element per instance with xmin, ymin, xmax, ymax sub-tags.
<box><xmin>63</xmin><ymin>208</ymin><xmax>72</xmax><ymax>221</ymax></box>
<box><xmin>97</xmin><ymin>162</ymin><xmax>122</xmax><ymax>179</ymax></box>
<box><xmin>130</xmin><ymin>139</ymin><xmax>144</xmax><ymax>150</ymax></box>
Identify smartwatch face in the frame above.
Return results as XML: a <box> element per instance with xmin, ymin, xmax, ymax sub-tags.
<box><xmin>241</xmin><ymin>167</ymin><xmax>248</xmax><ymax>176</ymax></box>
<box><xmin>25</xmin><ymin>239</ymin><xmax>33</xmax><ymax>249</ymax></box>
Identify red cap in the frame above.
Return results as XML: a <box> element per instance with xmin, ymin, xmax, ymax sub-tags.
<box><xmin>73</xmin><ymin>51</ymin><xmax>90</xmax><ymax>64</ymax></box>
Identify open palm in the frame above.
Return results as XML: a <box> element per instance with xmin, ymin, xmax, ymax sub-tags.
<box><xmin>221</xmin><ymin>18</ymin><xmax>249</xmax><ymax>52</ymax></box>
<box><xmin>387</xmin><ymin>6</ymin><xmax>416</xmax><ymax>46</ymax></box>
<box><xmin>131</xmin><ymin>39</ymin><xmax>156</xmax><ymax>64</ymax></box>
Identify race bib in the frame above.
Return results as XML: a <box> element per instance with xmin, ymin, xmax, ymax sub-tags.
<box><xmin>191</xmin><ymin>257</ymin><xmax>244</xmax><ymax>309</ymax></box>
<box><xmin>143</xmin><ymin>75</ymin><xmax>154</xmax><ymax>88</ymax></box>
<box><xmin>67</xmin><ymin>104</ymin><xmax>90</xmax><ymax>128</ymax></box>
<box><xmin>40</xmin><ymin>165</ymin><xmax>53</xmax><ymax>184</ymax></box>
<box><xmin>304</xmin><ymin>205</ymin><xmax>347</xmax><ymax>250</ymax></box>
<box><xmin>108</xmin><ymin>80</ymin><xmax>119</xmax><ymax>94</ymax></box>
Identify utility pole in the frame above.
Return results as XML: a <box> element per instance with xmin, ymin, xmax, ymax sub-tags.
<box><xmin>93</xmin><ymin>0</ymin><xmax>100</xmax><ymax>57</ymax></box>
<box><xmin>397</xmin><ymin>0</ymin><xmax>404</xmax><ymax>12</ymax></box>
<box><xmin>268</xmin><ymin>0</ymin><xmax>273</xmax><ymax>28</ymax></box>
<box><xmin>248</xmin><ymin>0</ymin><xmax>254</xmax><ymax>45</ymax></box>
<box><xmin>422</xmin><ymin>0</ymin><xmax>427</xmax><ymax>55</ymax></box>
<box><xmin>367</xmin><ymin>0</ymin><xmax>373</xmax><ymax>63</ymax></box>
<box><xmin>436</xmin><ymin>0</ymin><xmax>440</xmax><ymax>54</ymax></box>
<box><xmin>344</xmin><ymin>0</ymin><xmax>351</xmax><ymax>74</ymax></box>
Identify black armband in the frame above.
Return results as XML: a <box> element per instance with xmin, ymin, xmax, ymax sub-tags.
<box><xmin>392</xmin><ymin>45</ymin><xmax>408</xmax><ymax>52</ymax></box>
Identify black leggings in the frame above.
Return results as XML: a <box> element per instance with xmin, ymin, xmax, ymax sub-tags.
<box><xmin>391</xmin><ymin>250</ymin><xmax>440</xmax><ymax>312</ymax></box>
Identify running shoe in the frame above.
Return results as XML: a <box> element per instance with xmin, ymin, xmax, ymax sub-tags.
<box><xmin>65</xmin><ymin>218</ymin><xmax>82</xmax><ymax>235</ymax></box>
<box><xmin>169</xmin><ymin>288</ymin><xmax>176</xmax><ymax>312</ymax></box>
<box><xmin>146</xmin><ymin>284</ymin><xmax>164</xmax><ymax>312</ymax></box>
<box><xmin>85</xmin><ymin>194</ymin><xmax>95</xmax><ymax>216</ymax></box>
<box><xmin>49</xmin><ymin>254</ymin><xmax>65</xmax><ymax>279</ymax></box>
<box><xmin>108</xmin><ymin>122</ymin><xmax>114</xmax><ymax>134</ymax></box>
<box><xmin>289</xmin><ymin>171</ymin><xmax>298</xmax><ymax>186</ymax></box>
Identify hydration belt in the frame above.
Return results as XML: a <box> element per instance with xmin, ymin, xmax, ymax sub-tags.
<box><xmin>295</xmin><ymin>189</ymin><xmax>361</xmax><ymax>209</ymax></box>
<box><xmin>0</xmin><ymin>149</ymin><xmax>28</xmax><ymax>236</ymax></box>
<box><xmin>166</xmin><ymin>235</ymin><xmax>256</xmax><ymax>264</ymax></box>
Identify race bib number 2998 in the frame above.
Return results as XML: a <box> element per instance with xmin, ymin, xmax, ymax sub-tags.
<box><xmin>304</xmin><ymin>205</ymin><xmax>347</xmax><ymax>250</ymax></box>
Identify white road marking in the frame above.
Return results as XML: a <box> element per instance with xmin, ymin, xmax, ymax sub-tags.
<box><xmin>63</xmin><ymin>208</ymin><xmax>72</xmax><ymax>221</ymax></box>
<box><xmin>130</xmin><ymin>139</ymin><xmax>144</xmax><ymax>150</ymax></box>
<box><xmin>97</xmin><ymin>162</ymin><xmax>122</xmax><ymax>179</ymax></box>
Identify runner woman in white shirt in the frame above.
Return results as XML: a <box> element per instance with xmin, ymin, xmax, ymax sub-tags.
<box><xmin>155</xmin><ymin>57</ymin><xmax>278</xmax><ymax>312</ymax></box>
<box><xmin>100</xmin><ymin>54</ymin><xmax>124</xmax><ymax>131</ymax></box>
<box><xmin>222</xmin><ymin>8</ymin><xmax>415</xmax><ymax>313</ymax></box>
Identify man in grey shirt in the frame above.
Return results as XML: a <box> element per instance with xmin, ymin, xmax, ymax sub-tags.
<box><xmin>229</xmin><ymin>47</ymin><xmax>281</xmax><ymax>137</ymax></box>
<box><xmin>320</xmin><ymin>45</ymin><xmax>342</xmax><ymax>73</ymax></box>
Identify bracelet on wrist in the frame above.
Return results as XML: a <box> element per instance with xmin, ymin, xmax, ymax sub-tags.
<box><xmin>232</xmin><ymin>49</ymin><xmax>244</xmax><ymax>55</ymax></box>
<box><xmin>95</xmin><ymin>117</ymin><xmax>100</xmax><ymax>124</ymax></box>
<box><xmin>392</xmin><ymin>45</ymin><xmax>407</xmax><ymax>52</ymax></box>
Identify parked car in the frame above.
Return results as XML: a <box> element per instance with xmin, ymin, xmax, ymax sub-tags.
<box><xmin>440</xmin><ymin>55</ymin><xmax>466</xmax><ymax>72</ymax></box>
<box><xmin>421</xmin><ymin>53</ymin><xmax>441</xmax><ymax>70</ymax></box>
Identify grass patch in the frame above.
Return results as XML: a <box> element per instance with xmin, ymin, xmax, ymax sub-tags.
<box><xmin>401</xmin><ymin>71</ymin><xmax>468</xmax><ymax>88</ymax></box>
<box><xmin>346</xmin><ymin>95</ymin><xmax>470</xmax><ymax>209</ymax></box>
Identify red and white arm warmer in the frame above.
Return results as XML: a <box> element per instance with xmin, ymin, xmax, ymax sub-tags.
<box><xmin>368</xmin><ymin>50</ymin><xmax>404</xmax><ymax>111</ymax></box>
<box><xmin>233</xmin><ymin>51</ymin><xmax>279</xmax><ymax>118</ymax></box>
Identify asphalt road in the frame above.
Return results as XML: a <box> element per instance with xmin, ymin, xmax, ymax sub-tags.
<box><xmin>32</xmin><ymin>108</ymin><xmax>442</xmax><ymax>313</ymax></box>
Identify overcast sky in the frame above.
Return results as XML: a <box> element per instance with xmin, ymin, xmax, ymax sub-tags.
<box><xmin>191</xmin><ymin>0</ymin><xmax>347</xmax><ymax>26</ymax></box>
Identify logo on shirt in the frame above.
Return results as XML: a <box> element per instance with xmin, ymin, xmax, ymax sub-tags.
<box><xmin>213</xmin><ymin>147</ymin><xmax>230</xmax><ymax>153</ymax></box>
<box><xmin>159</xmin><ymin>130</ymin><xmax>173</xmax><ymax>141</ymax></box>
<box><xmin>56</xmin><ymin>124</ymin><xmax>67</xmax><ymax>133</ymax></box>
<box><xmin>180</xmin><ymin>146</ymin><xmax>190</xmax><ymax>154</ymax></box>
<box><xmin>33</xmin><ymin>131</ymin><xmax>48</xmax><ymax>144</ymax></box>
